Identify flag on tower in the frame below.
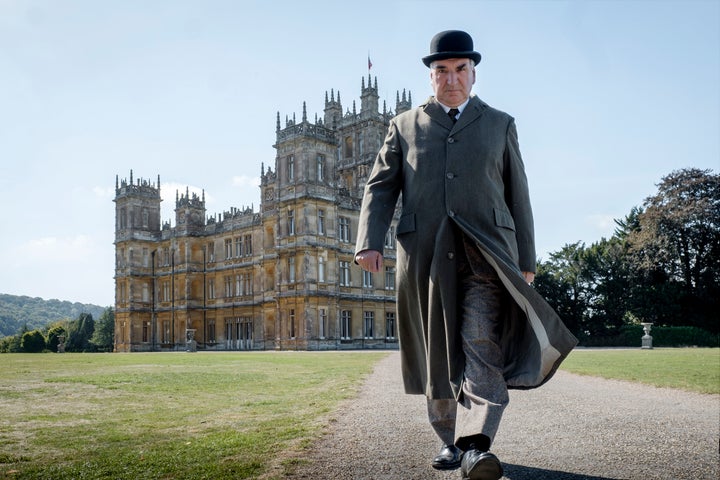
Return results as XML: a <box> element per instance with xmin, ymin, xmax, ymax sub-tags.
<box><xmin>368</xmin><ymin>55</ymin><xmax>373</xmax><ymax>70</ymax></box>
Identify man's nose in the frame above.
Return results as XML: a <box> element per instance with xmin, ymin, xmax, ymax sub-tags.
<box><xmin>446</xmin><ymin>72</ymin><xmax>458</xmax><ymax>84</ymax></box>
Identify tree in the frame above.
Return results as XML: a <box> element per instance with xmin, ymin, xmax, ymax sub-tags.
<box><xmin>65</xmin><ymin>313</ymin><xmax>96</xmax><ymax>352</ymax></box>
<box><xmin>626</xmin><ymin>168</ymin><xmax>720</xmax><ymax>331</ymax></box>
<box><xmin>90</xmin><ymin>308</ymin><xmax>114</xmax><ymax>352</ymax></box>
<box><xmin>21</xmin><ymin>329</ymin><xmax>46</xmax><ymax>353</ymax></box>
<box><xmin>534</xmin><ymin>242</ymin><xmax>589</xmax><ymax>336</ymax></box>
<box><xmin>47</xmin><ymin>324</ymin><xmax>68</xmax><ymax>353</ymax></box>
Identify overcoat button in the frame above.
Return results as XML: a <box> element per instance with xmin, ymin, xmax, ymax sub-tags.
<box><xmin>446</xmin><ymin>173</ymin><xmax>454</xmax><ymax>179</ymax></box>
<box><xmin>448</xmin><ymin>137</ymin><xmax>455</xmax><ymax>143</ymax></box>
<box><xmin>448</xmin><ymin>252</ymin><xmax>455</xmax><ymax>260</ymax></box>
<box><xmin>448</xmin><ymin>210</ymin><xmax>455</xmax><ymax>217</ymax></box>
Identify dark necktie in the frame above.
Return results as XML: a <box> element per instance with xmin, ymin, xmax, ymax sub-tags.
<box><xmin>448</xmin><ymin>108</ymin><xmax>459</xmax><ymax>123</ymax></box>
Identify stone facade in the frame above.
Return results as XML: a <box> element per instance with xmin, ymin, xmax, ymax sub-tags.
<box><xmin>113</xmin><ymin>75</ymin><xmax>413</xmax><ymax>352</ymax></box>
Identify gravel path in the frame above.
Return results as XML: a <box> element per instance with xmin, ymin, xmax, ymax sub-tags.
<box><xmin>287</xmin><ymin>351</ymin><xmax>719</xmax><ymax>480</ymax></box>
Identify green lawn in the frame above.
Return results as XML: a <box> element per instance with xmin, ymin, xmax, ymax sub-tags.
<box><xmin>0</xmin><ymin>351</ymin><xmax>387</xmax><ymax>480</ymax></box>
<box><xmin>560</xmin><ymin>348</ymin><xmax>720</xmax><ymax>394</ymax></box>
<box><xmin>1</xmin><ymin>348</ymin><xmax>717</xmax><ymax>479</ymax></box>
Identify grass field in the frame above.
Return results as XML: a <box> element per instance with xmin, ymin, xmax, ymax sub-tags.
<box><xmin>0</xmin><ymin>348</ymin><xmax>717</xmax><ymax>479</ymax></box>
<box><xmin>0</xmin><ymin>351</ymin><xmax>387</xmax><ymax>480</ymax></box>
<box><xmin>561</xmin><ymin>348</ymin><xmax>719</xmax><ymax>394</ymax></box>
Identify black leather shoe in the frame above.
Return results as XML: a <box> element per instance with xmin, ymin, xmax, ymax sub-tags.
<box><xmin>460</xmin><ymin>448</ymin><xmax>503</xmax><ymax>480</ymax></box>
<box><xmin>431</xmin><ymin>444</ymin><xmax>463</xmax><ymax>470</ymax></box>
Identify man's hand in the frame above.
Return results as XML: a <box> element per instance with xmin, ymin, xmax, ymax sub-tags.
<box><xmin>522</xmin><ymin>271</ymin><xmax>535</xmax><ymax>284</ymax></box>
<box><xmin>355</xmin><ymin>250</ymin><xmax>383</xmax><ymax>273</ymax></box>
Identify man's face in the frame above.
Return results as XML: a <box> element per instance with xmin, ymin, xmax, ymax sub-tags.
<box><xmin>430</xmin><ymin>58</ymin><xmax>476</xmax><ymax>107</ymax></box>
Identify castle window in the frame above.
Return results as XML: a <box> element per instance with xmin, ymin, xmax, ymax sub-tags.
<box><xmin>385</xmin><ymin>266</ymin><xmax>396</xmax><ymax>290</ymax></box>
<box><xmin>362</xmin><ymin>270</ymin><xmax>373</xmax><ymax>288</ymax></box>
<box><xmin>319</xmin><ymin>308</ymin><xmax>327</xmax><ymax>339</ymax></box>
<box><xmin>142</xmin><ymin>283</ymin><xmax>149</xmax><ymax>302</ymax></box>
<box><xmin>338</xmin><ymin>217</ymin><xmax>350</xmax><ymax>242</ymax></box>
<box><xmin>288</xmin><ymin>256</ymin><xmax>296</xmax><ymax>283</ymax></box>
<box><xmin>288</xmin><ymin>209</ymin><xmax>295</xmax><ymax>235</ymax></box>
<box><xmin>386</xmin><ymin>312</ymin><xmax>396</xmax><ymax>339</ymax></box>
<box><xmin>244</xmin><ymin>235</ymin><xmax>253</xmax><ymax>256</ymax></box>
<box><xmin>317</xmin><ymin>209</ymin><xmax>325</xmax><ymax>235</ymax></box>
<box><xmin>318</xmin><ymin>256</ymin><xmax>325</xmax><ymax>283</ymax></box>
<box><xmin>162</xmin><ymin>320</ymin><xmax>171</xmax><ymax>344</ymax></box>
<box><xmin>339</xmin><ymin>261</ymin><xmax>351</xmax><ymax>286</ymax></box>
<box><xmin>142</xmin><ymin>321</ymin><xmax>150</xmax><ymax>343</ymax></box>
<box><xmin>119</xmin><ymin>208</ymin><xmax>127</xmax><ymax>229</ymax></box>
<box><xmin>341</xmin><ymin>310</ymin><xmax>352</xmax><ymax>339</ymax></box>
<box><xmin>207</xmin><ymin>242</ymin><xmax>215</xmax><ymax>262</ymax></box>
<box><xmin>163</xmin><ymin>248</ymin><xmax>170</xmax><ymax>266</ymax></box>
<box><xmin>288</xmin><ymin>155</ymin><xmax>294</xmax><ymax>181</ymax></box>
<box><xmin>243</xmin><ymin>272</ymin><xmax>252</xmax><ymax>295</ymax></box>
<box><xmin>344</xmin><ymin>136</ymin><xmax>353</xmax><ymax>158</ymax></box>
<box><xmin>235</xmin><ymin>274</ymin><xmax>242</xmax><ymax>297</ymax></box>
<box><xmin>208</xmin><ymin>319</ymin><xmax>216</xmax><ymax>343</ymax></box>
<box><xmin>317</xmin><ymin>154</ymin><xmax>325</xmax><ymax>181</ymax></box>
<box><xmin>208</xmin><ymin>279</ymin><xmax>215</xmax><ymax>299</ymax></box>
<box><xmin>224</xmin><ymin>276</ymin><xmax>233</xmax><ymax>297</ymax></box>
<box><xmin>364</xmin><ymin>311</ymin><xmax>374</xmax><ymax>339</ymax></box>
<box><xmin>235</xmin><ymin>237</ymin><xmax>243</xmax><ymax>257</ymax></box>
<box><xmin>385</xmin><ymin>226</ymin><xmax>396</xmax><ymax>248</ymax></box>
<box><xmin>142</xmin><ymin>209</ymin><xmax>149</xmax><ymax>228</ymax></box>
<box><xmin>162</xmin><ymin>280</ymin><xmax>170</xmax><ymax>302</ymax></box>
<box><xmin>225</xmin><ymin>239</ymin><xmax>232</xmax><ymax>260</ymax></box>
<box><xmin>289</xmin><ymin>309</ymin><xmax>296</xmax><ymax>339</ymax></box>
<box><xmin>142</xmin><ymin>248</ymin><xmax>149</xmax><ymax>267</ymax></box>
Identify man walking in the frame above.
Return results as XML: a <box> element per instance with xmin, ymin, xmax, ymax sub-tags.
<box><xmin>354</xmin><ymin>30</ymin><xmax>577</xmax><ymax>480</ymax></box>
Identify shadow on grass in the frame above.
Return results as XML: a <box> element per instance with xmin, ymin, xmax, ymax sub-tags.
<box><xmin>503</xmin><ymin>463</ymin><xmax>623</xmax><ymax>480</ymax></box>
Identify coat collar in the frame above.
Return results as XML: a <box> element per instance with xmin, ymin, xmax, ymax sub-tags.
<box><xmin>422</xmin><ymin>95</ymin><xmax>487</xmax><ymax>130</ymax></box>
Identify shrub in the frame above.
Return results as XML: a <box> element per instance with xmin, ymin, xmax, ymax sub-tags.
<box><xmin>579</xmin><ymin>325</ymin><xmax>719</xmax><ymax>347</ymax></box>
<box><xmin>21</xmin><ymin>330</ymin><xmax>46</xmax><ymax>353</ymax></box>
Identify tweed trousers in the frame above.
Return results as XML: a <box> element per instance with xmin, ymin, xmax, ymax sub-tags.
<box><xmin>427</xmin><ymin>232</ymin><xmax>510</xmax><ymax>450</ymax></box>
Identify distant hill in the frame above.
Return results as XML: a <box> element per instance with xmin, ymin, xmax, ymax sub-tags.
<box><xmin>0</xmin><ymin>294</ymin><xmax>107</xmax><ymax>337</ymax></box>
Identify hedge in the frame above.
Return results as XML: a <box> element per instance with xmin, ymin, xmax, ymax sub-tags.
<box><xmin>579</xmin><ymin>325</ymin><xmax>719</xmax><ymax>348</ymax></box>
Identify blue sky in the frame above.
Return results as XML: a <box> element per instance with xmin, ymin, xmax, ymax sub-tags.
<box><xmin>1</xmin><ymin>0</ymin><xmax>718</xmax><ymax>307</ymax></box>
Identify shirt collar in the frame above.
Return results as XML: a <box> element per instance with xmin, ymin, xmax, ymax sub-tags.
<box><xmin>438</xmin><ymin>98</ymin><xmax>470</xmax><ymax>115</ymax></box>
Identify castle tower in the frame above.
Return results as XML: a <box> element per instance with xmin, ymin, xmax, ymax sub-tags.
<box><xmin>175</xmin><ymin>186</ymin><xmax>206</xmax><ymax>236</ymax></box>
<box><xmin>323</xmin><ymin>89</ymin><xmax>342</xmax><ymax>129</ymax></box>
<box><xmin>113</xmin><ymin>171</ymin><xmax>162</xmax><ymax>352</ymax></box>
<box><xmin>396</xmin><ymin>89</ymin><xmax>412</xmax><ymax>115</ymax></box>
<box><xmin>360</xmin><ymin>74</ymin><xmax>379</xmax><ymax>119</ymax></box>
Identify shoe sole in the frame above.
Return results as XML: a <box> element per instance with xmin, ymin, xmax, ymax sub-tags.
<box><xmin>431</xmin><ymin>461</ymin><xmax>462</xmax><ymax>471</ymax></box>
<box><xmin>462</xmin><ymin>456</ymin><xmax>503</xmax><ymax>480</ymax></box>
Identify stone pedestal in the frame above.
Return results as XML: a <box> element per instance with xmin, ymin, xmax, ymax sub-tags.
<box><xmin>641</xmin><ymin>323</ymin><xmax>653</xmax><ymax>349</ymax></box>
<box><xmin>185</xmin><ymin>329</ymin><xmax>197</xmax><ymax>352</ymax></box>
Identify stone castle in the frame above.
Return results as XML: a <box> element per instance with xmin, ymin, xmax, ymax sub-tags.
<box><xmin>113</xmin><ymin>75</ymin><xmax>412</xmax><ymax>352</ymax></box>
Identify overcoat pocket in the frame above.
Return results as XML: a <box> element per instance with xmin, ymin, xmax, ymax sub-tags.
<box><xmin>493</xmin><ymin>208</ymin><xmax>516</xmax><ymax>231</ymax></box>
<box><xmin>396</xmin><ymin>213</ymin><xmax>416</xmax><ymax>235</ymax></box>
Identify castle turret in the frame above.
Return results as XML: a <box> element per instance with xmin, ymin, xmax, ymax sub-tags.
<box><xmin>175</xmin><ymin>187</ymin><xmax>206</xmax><ymax>235</ymax></box>
<box><xmin>360</xmin><ymin>74</ymin><xmax>379</xmax><ymax>119</ymax></box>
<box><xmin>114</xmin><ymin>170</ymin><xmax>162</xmax><ymax>242</ymax></box>
<box><xmin>396</xmin><ymin>89</ymin><xmax>412</xmax><ymax>115</ymax></box>
<box><xmin>323</xmin><ymin>89</ymin><xmax>342</xmax><ymax>129</ymax></box>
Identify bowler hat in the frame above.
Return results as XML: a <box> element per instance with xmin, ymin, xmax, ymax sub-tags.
<box><xmin>422</xmin><ymin>30</ymin><xmax>482</xmax><ymax>67</ymax></box>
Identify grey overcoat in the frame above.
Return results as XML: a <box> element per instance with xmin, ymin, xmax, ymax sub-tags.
<box><xmin>355</xmin><ymin>95</ymin><xmax>578</xmax><ymax>400</ymax></box>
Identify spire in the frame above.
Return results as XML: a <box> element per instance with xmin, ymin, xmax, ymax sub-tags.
<box><xmin>302</xmin><ymin>101</ymin><xmax>307</xmax><ymax>122</ymax></box>
<box><xmin>276</xmin><ymin>112</ymin><xmax>280</xmax><ymax>131</ymax></box>
<box><xmin>362</xmin><ymin>76</ymin><xmax>365</xmax><ymax>89</ymax></box>
<box><xmin>157</xmin><ymin>175</ymin><xmax>161</xmax><ymax>190</ymax></box>
<box><xmin>352</xmin><ymin>100</ymin><xmax>356</xmax><ymax>116</ymax></box>
<box><xmin>130</xmin><ymin>169</ymin><xmax>133</xmax><ymax>185</ymax></box>
<box><xmin>115</xmin><ymin>175</ymin><xmax>119</xmax><ymax>189</ymax></box>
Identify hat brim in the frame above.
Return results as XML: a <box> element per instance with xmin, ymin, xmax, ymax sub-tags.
<box><xmin>422</xmin><ymin>51</ymin><xmax>482</xmax><ymax>67</ymax></box>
